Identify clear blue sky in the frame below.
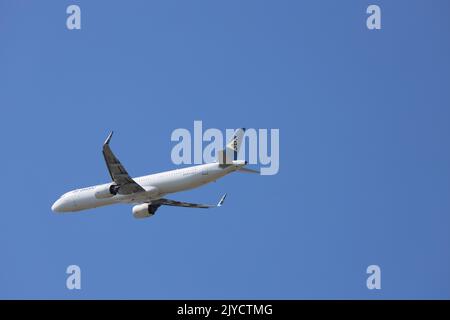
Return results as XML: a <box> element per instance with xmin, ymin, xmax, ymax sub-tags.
<box><xmin>1</xmin><ymin>0</ymin><xmax>450</xmax><ymax>299</ymax></box>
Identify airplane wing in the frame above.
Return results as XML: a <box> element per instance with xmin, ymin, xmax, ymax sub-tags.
<box><xmin>152</xmin><ymin>193</ymin><xmax>227</xmax><ymax>209</ymax></box>
<box><xmin>102</xmin><ymin>131</ymin><xmax>145</xmax><ymax>195</ymax></box>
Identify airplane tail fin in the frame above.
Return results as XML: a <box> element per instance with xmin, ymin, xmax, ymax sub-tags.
<box><xmin>218</xmin><ymin>128</ymin><xmax>245</xmax><ymax>165</ymax></box>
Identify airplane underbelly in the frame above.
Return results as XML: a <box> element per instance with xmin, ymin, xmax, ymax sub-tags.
<box><xmin>73</xmin><ymin>190</ymin><xmax>115</xmax><ymax>211</ymax></box>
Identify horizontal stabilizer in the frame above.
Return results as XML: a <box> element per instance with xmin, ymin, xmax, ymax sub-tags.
<box><xmin>238</xmin><ymin>167</ymin><xmax>260</xmax><ymax>174</ymax></box>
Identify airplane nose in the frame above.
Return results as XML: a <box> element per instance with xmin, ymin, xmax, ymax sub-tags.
<box><xmin>51</xmin><ymin>199</ymin><xmax>61</xmax><ymax>212</ymax></box>
<box><xmin>52</xmin><ymin>198</ymin><xmax>66</xmax><ymax>213</ymax></box>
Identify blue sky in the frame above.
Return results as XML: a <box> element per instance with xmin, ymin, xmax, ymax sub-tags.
<box><xmin>1</xmin><ymin>0</ymin><xmax>450</xmax><ymax>299</ymax></box>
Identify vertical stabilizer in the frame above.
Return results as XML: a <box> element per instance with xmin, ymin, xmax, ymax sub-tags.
<box><xmin>218</xmin><ymin>128</ymin><xmax>245</xmax><ymax>165</ymax></box>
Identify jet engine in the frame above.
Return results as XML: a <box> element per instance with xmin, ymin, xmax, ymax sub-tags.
<box><xmin>94</xmin><ymin>184</ymin><xmax>119</xmax><ymax>199</ymax></box>
<box><xmin>132</xmin><ymin>203</ymin><xmax>160</xmax><ymax>219</ymax></box>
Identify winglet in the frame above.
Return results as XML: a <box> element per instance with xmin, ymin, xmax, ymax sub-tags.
<box><xmin>104</xmin><ymin>131</ymin><xmax>114</xmax><ymax>146</ymax></box>
<box><xmin>217</xmin><ymin>193</ymin><xmax>227</xmax><ymax>207</ymax></box>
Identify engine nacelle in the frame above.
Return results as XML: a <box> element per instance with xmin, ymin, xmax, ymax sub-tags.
<box><xmin>132</xmin><ymin>203</ymin><xmax>158</xmax><ymax>219</ymax></box>
<box><xmin>94</xmin><ymin>184</ymin><xmax>119</xmax><ymax>199</ymax></box>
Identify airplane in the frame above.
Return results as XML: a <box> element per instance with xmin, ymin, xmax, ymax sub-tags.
<box><xmin>51</xmin><ymin>129</ymin><xmax>258</xmax><ymax>218</ymax></box>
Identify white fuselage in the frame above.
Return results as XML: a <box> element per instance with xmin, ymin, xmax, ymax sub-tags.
<box><xmin>52</xmin><ymin>161</ymin><xmax>244</xmax><ymax>213</ymax></box>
